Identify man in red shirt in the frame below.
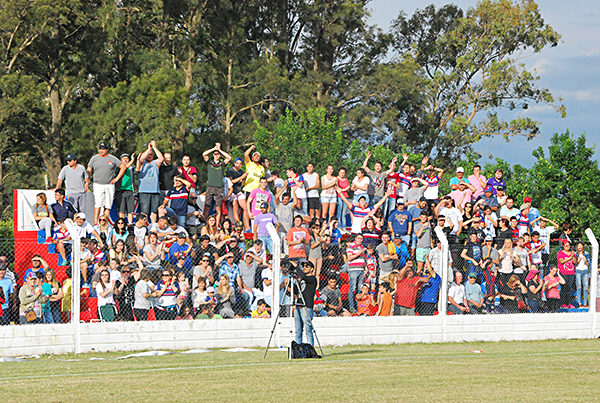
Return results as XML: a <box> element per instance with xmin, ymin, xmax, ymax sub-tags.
<box><xmin>394</xmin><ymin>261</ymin><xmax>428</xmax><ymax>316</ymax></box>
<box><xmin>286</xmin><ymin>215</ymin><xmax>311</xmax><ymax>263</ymax></box>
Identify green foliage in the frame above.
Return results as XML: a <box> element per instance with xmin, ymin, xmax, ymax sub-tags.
<box><xmin>253</xmin><ymin>109</ymin><xmax>346</xmax><ymax>173</ymax></box>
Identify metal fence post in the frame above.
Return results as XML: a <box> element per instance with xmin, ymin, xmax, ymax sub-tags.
<box><xmin>435</xmin><ymin>226</ymin><xmax>449</xmax><ymax>342</ymax></box>
<box><xmin>64</xmin><ymin>219</ymin><xmax>81</xmax><ymax>354</ymax></box>
<box><xmin>585</xmin><ymin>228</ymin><xmax>598</xmax><ymax>338</ymax></box>
<box><xmin>266</xmin><ymin>223</ymin><xmax>281</xmax><ymax>344</ymax></box>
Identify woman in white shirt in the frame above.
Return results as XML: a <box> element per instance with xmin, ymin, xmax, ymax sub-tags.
<box><xmin>96</xmin><ymin>269</ymin><xmax>116</xmax><ymax>321</ymax></box>
<box><xmin>320</xmin><ymin>164</ymin><xmax>338</xmax><ymax>221</ymax></box>
<box><xmin>351</xmin><ymin>168</ymin><xmax>370</xmax><ymax>204</ymax></box>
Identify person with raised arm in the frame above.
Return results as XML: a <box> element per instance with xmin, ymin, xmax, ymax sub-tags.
<box><xmin>202</xmin><ymin>143</ymin><xmax>232</xmax><ymax>224</ymax></box>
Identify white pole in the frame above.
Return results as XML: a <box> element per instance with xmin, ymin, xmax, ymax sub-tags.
<box><xmin>585</xmin><ymin>228</ymin><xmax>598</xmax><ymax>338</ymax></box>
<box><xmin>64</xmin><ymin>219</ymin><xmax>81</xmax><ymax>354</ymax></box>
<box><xmin>435</xmin><ymin>226</ymin><xmax>449</xmax><ymax>342</ymax></box>
<box><xmin>266</xmin><ymin>223</ymin><xmax>281</xmax><ymax>345</ymax></box>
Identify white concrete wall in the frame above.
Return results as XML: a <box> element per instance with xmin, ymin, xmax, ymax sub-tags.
<box><xmin>1</xmin><ymin>313</ymin><xmax>599</xmax><ymax>357</ymax></box>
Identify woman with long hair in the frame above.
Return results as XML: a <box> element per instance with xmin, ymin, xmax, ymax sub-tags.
<box><xmin>32</xmin><ymin>193</ymin><xmax>57</xmax><ymax>244</ymax></box>
<box><xmin>575</xmin><ymin>242</ymin><xmax>591</xmax><ymax>308</ymax></box>
<box><xmin>191</xmin><ymin>277</ymin><xmax>209</xmax><ymax>313</ymax></box>
<box><xmin>498</xmin><ymin>274</ymin><xmax>528</xmax><ymax>313</ymax></box>
<box><xmin>110</xmin><ymin>239</ymin><xmax>135</xmax><ymax>266</ymax></box>
<box><xmin>143</xmin><ymin>232</ymin><xmax>165</xmax><ymax>270</ymax></box>
<box><xmin>44</xmin><ymin>269</ymin><xmax>64</xmax><ymax>324</ymax></box>
<box><xmin>557</xmin><ymin>240</ymin><xmax>577</xmax><ymax>308</ymax></box>
<box><xmin>526</xmin><ymin>266</ymin><xmax>545</xmax><ymax>313</ymax></box>
<box><xmin>201</xmin><ymin>215</ymin><xmax>219</xmax><ymax>244</ymax></box>
<box><xmin>320</xmin><ymin>165</ymin><xmax>338</xmax><ymax>222</ymax></box>
<box><xmin>220</xmin><ymin>219</ymin><xmax>233</xmax><ymax>238</ymax></box>
<box><xmin>111</xmin><ymin>218</ymin><xmax>129</xmax><ymax>246</ymax></box>
<box><xmin>216</xmin><ymin>274</ymin><xmax>235</xmax><ymax>318</ymax></box>
<box><xmin>94</xmin><ymin>214</ymin><xmax>113</xmax><ymax>251</ymax></box>
<box><xmin>96</xmin><ymin>269</ymin><xmax>117</xmax><ymax>321</ymax></box>
<box><xmin>335</xmin><ymin>168</ymin><xmax>351</xmax><ymax>232</ymax></box>
<box><xmin>308</xmin><ymin>220</ymin><xmax>326</xmax><ymax>287</ymax></box>
<box><xmin>544</xmin><ymin>265</ymin><xmax>565</xmax><ymax>313</ymax></box>
<box><xmin>498</xmin><ymin>238</ymin><xmax>519</xmax><ymax>286</ymax></box>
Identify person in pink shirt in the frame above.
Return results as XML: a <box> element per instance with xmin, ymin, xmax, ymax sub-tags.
<box><xmin>447</xmin><ymin>180</ymin><xmax>474</xmax><ymax>210</ymax></box>
<box><xmin>556</xmin><ymin>240</ymin><xmax>577</xmax><ymax>308</ymax></box>
<box><xmin>467</xmin><ymin>165</ymin><xmax>487</xmax><ymax>201</ymax></box>
<box><xmin>544</xmin><ymin>265</ymin><xmax>565</xmax><ymax>312</ymax></box>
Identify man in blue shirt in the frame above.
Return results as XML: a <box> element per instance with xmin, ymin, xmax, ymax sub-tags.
<box><xmin>387</xmin><ymin>200</ymin><xmax>412</xmax><ymax>245</ymax></box>
<box><xmin>51</xmin><ymin>189</ymin><xmax>77</xmax><ymax>221</ymax></box>
<box><xmin>0</xmin><ymin>264</ymin><xmax>14</xmax><ymax>325</ymax></box>
<box><xmin>417</xmin><ymin>263</ymin><xmax>441</xmax><ymax>316</ymax></box>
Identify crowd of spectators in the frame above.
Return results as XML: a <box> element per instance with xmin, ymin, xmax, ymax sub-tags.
<box><xmin>1</xmin><ymin>141</ymin><xmax>599</xmax><ymax>326</ymax></box>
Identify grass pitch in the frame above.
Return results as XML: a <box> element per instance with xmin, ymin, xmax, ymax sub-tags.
<box><xmin>2</xmin><ymin>339</ymin><xmax>600</xmax><ymax>402</ymax></box>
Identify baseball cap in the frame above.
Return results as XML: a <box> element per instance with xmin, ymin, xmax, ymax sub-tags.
<box><xmin>393</xmin><ymin>233</ymin><xmax>403</xmax><ymax>239</ymax></box>
<box><xmin>259</xmin><ymin>202</ymin><xmax>268</xmax><ymax>209</ymax></box>
<box><xmin>456</xmin><ymin>167</ymin><xmax>465</xmax><ymax>173</ymax></box>
<box><xmin>484</xmin><ymin>185</ymin><xmax>493</xmax><ymax>192</ymax></box>
<box><xmin>66</xmin><ymin>153</ymin><xmax>77</xmax><ymax>161</ymax></box>
<box><xmin>98</xmin><ymin>142</ymin><xmax>109</xmax><ymax>149</ymax></box>
<box><xmin>26</xmin><ymin>272</ymin><xmax>37</xmax><ymax>279</ymax></box>
<box><xmin>520</xmin><ymin>203</ymin><xmax>530</xmax><ymax>211</ymax></box>
<box><xmin>497</xmin><ymin>185</ymin><xmax>505</xmax><ymax>191</ymax></box>
<box><xmin>484</xmin><ymin>235</ymin><xmax>493</xmax><ymax>241</ymax></box>
<box><xmin>524</xmin><ymin>196</ymin><xmax>532</xmax><ymax>203</ymax></box>
<box><xmin>410</xmin><ymin>177</ymin><xmax>419</xmax><ymax>182</ymax></box>
<box><xmin>396</xmin><ymin>198</ymin><xmax>404</xmax><ymax>204</ymax></box>
<box><xmin>252</xmin><ymin>151</ymin><xmax>261</xmax><ymax>158</ymax></box>
<box><xmin>75</xmin><ymin>212</ymin><xmax>86</xmax><ymax>220</ymax></box>
<box><xmin>207</xmin><ymin>286</ymin><xmax>215</xmax><ymax>293</ymax></box>
<box><xmin>120</xmin><ymin>153</ymin><xmax>130</xmax><ymax>159</ymax></box>
<box><xmin>177</xmin><ymin>232</ymin><xmax>186</xmax><ymax>238</ymax></box>
<box><xmin>468</xmin><ymin>272</ymin><xmax>477</xmax><ymax>278</ymax></box>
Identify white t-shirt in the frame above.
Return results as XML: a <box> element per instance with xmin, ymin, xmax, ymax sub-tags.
<box><xmin>532</xmin><ymin>225</ymin><xmax>554</xmax><ymax>254</ymax></box>
<box><xmin>448</xmin><ymin>282</ymin><xmax>465</xmax><ymax>304</ymax></box>
<box><xmin>96</xmin><ymin>283</ymin><xmax>115</xmax><ymax>306</ymax></box>
<box><xmin>439</xmin><ymin>207</ymin><xmax>462</xmax><ymax>235</ymax></box>
<box><xmin>261</xmin><ymin>268</ymin><xmax>273</xmax><ymax>296</ymax></box>
<box><xmin>303</xmin><ymin>172</ymin><xmax>319</xmax><ymax>198</ymax></box>
<box><xmin>352</xmin><ymin>176</ymin><xmax>370</xmax><ymax>196</ymax></box>
<box><xmin>73</xmin><ymin>221</ymin><xmax>95</xmax><ymax>239</ymax></box>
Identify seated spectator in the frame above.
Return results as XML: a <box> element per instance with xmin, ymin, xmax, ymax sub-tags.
<box><xmin>320</xmin><ymin>277</ymin><xmax>349</xmax><ymax>317</ymax></box>
<box><xmin>195</xmin><ymin>303</ymin><xmax>223</xmax><ymax>320</ymax></box>
<box><xmin>394</xmin><ymin>262</ymin><xmax>428</xmax><ymax>316</ymax></box>
<box><xmin>176</xmin><ymin>305</ymin><xmax>194</xmax><ymax>320</ymax></box>
<box><xmin>376</xmin><ymin>281</ymin><xmax>394</xmax><ymax>316</ymax></box>
<box><xmin>32</xmin><ymin>192</ymin><xmax>57</xmax><ymax>244</ymax></box>
<box><xmin>251</xmin><ymin>299</ymin><xmax>271</xmax><ymax>318</ymax></box>
<box><xmin>51</xmin><ymin>188</ymin><xmax>76</xmax><ymax>222</ymax></box>
<box><xmin>163</xmin><ymin>176</ymin><xmax>192</xmax><ymax>228</ymax></box>
<box><xmin>215</xmin><ymin>274</ymin><xmax>235</xmax><ymax>318</ymax></box>
<box><xmin>498</xmin><ymin>274</ymin><xmax>528</xmax><ymax>314</ymax></box>
<box><xmin>448</xmin><ymin>271</ymin><xmax>469</xmax><ymax>315</ymax></box>
<box><xmin>94</xmin><ymin>215</ymin><xmax>113</xmax><ymax>251</ymax></box>
<box><xmin>153</xmin><ymin>269</ymin><xmax>180</xmax><ymax>320</ymax></box>
<box><xmin>185</xmin><ymin>193</ymin><xmax>204</xmax><ymax>241</ymax></box>
<box><xmin>167</xmin><ymin>233</ymin><xmax>193</xmax><ymax>273</ymax></box>
<box><xmin>192</xmin><ymin>235</ymin><xmax>219</xmax><ymax>266</ymax></box>
<box><xmin>356</xmin><ymin>283</ymin><xmax>376</xmax><ymax>316</ymax></box>
<box><xmin>465</xmin><ymin>272</ymin><xmax>485</xmax><ymax>314</ymax></box>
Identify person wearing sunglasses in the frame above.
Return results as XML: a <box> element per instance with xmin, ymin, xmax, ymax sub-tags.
<box><xmin>153</xmin><ymin>269</ymin><xmax>181</xmax><ymax>320</ymax></box>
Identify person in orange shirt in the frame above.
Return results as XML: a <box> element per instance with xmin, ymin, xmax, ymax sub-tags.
<box><xmin>286</xmin><ymin>215</ymin><xmax>311</xmax><ymax>263</ymax></box>
<box><xmin>356</xmin><ymin>283</ymin><xmax>376</xmax><ymax>316</ymax></box>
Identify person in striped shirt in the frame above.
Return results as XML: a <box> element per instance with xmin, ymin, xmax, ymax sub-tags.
<box><xmin>338</xmin><ymin>191</ymin><xmax>391</xmax><ymax>234</ymax></box>
<box><xmin>516</xmin><ymin>203</ymin><xmax>531</xmax><ymax>236</ymax></box>
<box><xmin>346</xmin><ymin>234</ymin><xmax>366</xmax><ymax>312</ymax></box>
<box><xmin>162</xmin><ymin>176</ymin><xmax>192</xmax><ymax>228</ymax></box>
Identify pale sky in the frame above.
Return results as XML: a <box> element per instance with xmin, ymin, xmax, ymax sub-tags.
<box><xmin>368</xmin><ymin>0</ymin><xmax>600</xmax><ymax>167</ymax></box>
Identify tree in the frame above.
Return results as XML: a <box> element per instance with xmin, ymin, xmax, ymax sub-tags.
<box><xmin>529</xmin><ymin>131</ymin><xmax>600</xmax><ymax>237</ymax></box>
<box><xmin>390</xmin><ymin>0</ymin><xmax>565</xmax><ymax>165</ymax></box>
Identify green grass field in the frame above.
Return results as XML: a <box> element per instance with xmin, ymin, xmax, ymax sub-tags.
<box><xmin>2</xmin><ymin>339</ymin><xmax>600</xmax><ymax>402</ymax></box>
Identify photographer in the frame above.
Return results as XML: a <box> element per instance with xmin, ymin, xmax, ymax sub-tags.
<box><xmin>289</xmin><ymin>260</ymin><xmax>317</xmax><ymax>346</ymax></box>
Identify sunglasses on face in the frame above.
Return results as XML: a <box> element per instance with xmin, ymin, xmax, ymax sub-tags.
<box><xmin>162</xmin><ymin>273</ymin><xmax>171</xmax><ymax>277</ymax></box>
<box><xmin>122</xmin><ymin>271</ymin><xmax>130</xmax><ymax>274</ymax></box>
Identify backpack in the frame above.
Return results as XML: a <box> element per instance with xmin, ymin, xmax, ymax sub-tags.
<box><xmin>290</xmin><ymin>341</ymin><xmax>321</xmax><ymax>359</ymax></box>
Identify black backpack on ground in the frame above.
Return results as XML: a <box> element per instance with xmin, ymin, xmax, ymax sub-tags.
<box><xmin>290</xmin><ymin>341</ymin><xmax>321</xmax><ymax>359</ymax></box>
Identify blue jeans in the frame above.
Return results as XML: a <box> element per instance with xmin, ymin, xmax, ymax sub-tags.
<box><xmin>43</xmin><ymin>310</ymin><xmax>54</xmax><ymax>324</ymax></box>
<box><xmin>258</xmin><ymin>235</ymin><xmax>274</xmax><ymax>255</ymax></box>
<box><xmin>575</xmin><ymin>269</ymin><xmax>589</xmax><ymax>306</ymax></box>
<box><xmin>337</xmin><ymin>197</ymin><xmax>350</xmax><ymax>230</ymax></box>
<box><xmin>383</xmin><ymin>198</ymin><xmax>396</xmax><ymax>220</ymax></box>
<box><xmin>299</xmin><ymin>199</ymin><xmax>308</xmax><ymax>216</ymax></box>
<box><xmin>370</xmin><ymin>195</ymin><xmax>382</xmax><ymax>207</ymax></box>
<box><xmin>348</xmin><ymin>270</ymin><xmax>363</xmax><ymax>311</ymax></box>
<box><xmin>294</xmin><ymin>306</ymin><xmax>314</xmax><ymax>346</ymax></box>
<box><xmin>176</xmin><ymin>214</ymin><xmax>186</xmax><ymax>228</ymax></box>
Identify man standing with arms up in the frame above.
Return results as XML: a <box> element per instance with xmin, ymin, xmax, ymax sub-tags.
<box><xmin>202</xmin><ymin>143</ymin><xmax>231</xmax><ymax>223</ymax></box>
<box><xmin>136</xmin><ymin>140</ymin><xmax>164</xmax><ymax>224</ymax></box>
<box><xmin>55</xmin><ymin>153</ymin><xmax>89</xmax><ymax>215</ymax></box>
<box><xmin>87</xmin><ymin>142</ymin><xmax>122</xmax><ymax>225</ymax></box>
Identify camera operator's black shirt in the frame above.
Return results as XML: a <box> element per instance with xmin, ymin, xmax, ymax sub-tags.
<box><xmin>296</xmin><ymin>269</ymin><xmax>317</xmax><ymax>310</ymax></box>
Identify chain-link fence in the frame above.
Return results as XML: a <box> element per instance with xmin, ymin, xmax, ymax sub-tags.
<box><xmin>0</xmin><ymin>227</ymin><xmax>596</xmax><ymax>327</ymax></box>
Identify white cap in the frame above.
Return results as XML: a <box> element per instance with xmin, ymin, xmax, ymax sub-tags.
<box><xmin>456</xmin><ymin>167</ymin><xmax>465</xmax><ymax>173</ymax></box>
<box><xmin>76</xmin><ymin>212</ymin><xmax>86</xmax><ymax>220</ymax></box>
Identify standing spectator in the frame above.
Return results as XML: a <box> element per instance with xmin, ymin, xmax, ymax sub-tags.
<box><xmin>516</xmin><ymin>204</ymin><xmax>530</xmax><ymax>236</ymax></box>
<box><xmin>185</xmin><ymin>193</ymin><xmax>203</xmax><ymax>241</ymax></box>
<box><xmin>133</xmin><ymin>213</ymin><xmax>149</xmax><ymax>252</ymax></box>
<box><xmin>475</xmin><ymin>186</ymin><xmax>499</xmax><ymax>212</ymax></box>
<box><xmin>414</xmin><ymin>211</ymin><xmax>432</xmax><ymax>273</ymax></box>
<box><xmin>242</xmin><ymin>145</ymin><xmax>265</xmax><ymax>196</ymax></box>
<box><xmin>448</xmin><ymin>271</ymin><xmax>470</xmax><ymax>315</ymax></box>
<box><xmin>499</xmin><ymin>197</ymin><xmax>520</xmax><ymax>220</ymax></box>
<box><xmin>486</xmin><ymin>169</ymin><xmax>506</xmax><ymax>194</ymax></box>
<box><xmin>524</xmin><ymin>196</ymin><xmax>541</xmax><ymax>228</ymax></box>
<box><xmin>0</xmin><ymin>265</ymin><xmax>14</xmax><ymax>325</ymax></box>
<box><xmin>346</xmin><ymin>234</ymin><xmax>366</xmax><ymax>312</ymax></box>
<box><xmin>376</xmin><ymin>232</ymin><xmax>395</xmax><ymax>277</ymax></box>
<box><xmin>227</xmin><ymin>158</ymin><xmax>249</xmax><ymax>228</ymax></box>
<box><xmin>498</xmin><ymin>238</ymin><xmax>517</xmax><ymax>285</ymax></box>
<box><xmin>544</xmin><ymin>266</ymin><xmax>565</xmax><ymax>313</ymax></box>
<box><xmin>253</xmin><ymin>202</ymin><xmax>280</xmax><ymax>254</ymax></box>
<box><xmin>465</xmin><ymin>272</ymin><xmax>485</xmax><ymax>314</ymax></box>
<box><xmin>113</xmin><ymin>153</ymin><xmax>136</xmax><ymax>224</ymax></box>
<box><xmin>531</xmin><ymin>216</ymin><xmax>558</xmax><ymax>268</ymax></box>
<box><xmin>449</xmin><ymin>167</ymin><xmax>466</xmax><ymax>190</ymax></box>
<box><xmin>526</xmin><ymin>231</ymin><xmax>545</xmax><ymax>272</ymax></box>
<box><xmin>394</xmin><ymin>262</ymin><xmax>428</xmax><ymax>316</ymax></box>
<box><xmin>526</xmin><ymin>267</ymin><xmax>545</xmax><ymax>313</ymax></box>
<box><xmin>422</xmin><ymin>163</ymin><xmax>444</xmax><ymax>202</ymax></box>
<box><xmin>448</xmin><ymin>180</ymin><xmax>474</xmax><ymax>210</ymax></box>
<box><xmin>383</xmin><ymin>158</ymin><xmax>402</xmax><ymax>218</ymax></box>
<box><xmin>44</xmin><ymin>269</ymin><xmax>64</xmax><ymax>323</ymax></box>
<box><xmin>32</xmin><ymin>193</ymin><xmax>57</xmax><ymax>244</ymax></box>
<box><xmin>496</xmin><ymin>185</ymin><xmax>508</xmax><ymax>207</ymax></box>
<box><xmin>179</xmin><ymin>155</ymin><xmax>198</xmax><ymax>190</ymax></box>
<box><xmin>96</xmin><ymin>269</ymin><xmax>117</xmax><ymax>321</ymax></box>
<box><xmin>351</xmin><ymin>168</ymin><xmax>370</xmax><ymax>205</ymax></box>
<box><xmin>338</xmin><ymin>191</ymin><xmax>389</xmax><ymax>234</ymax></box>
<box><xmin>397</xmin><ymin>155</ymin><xmax>413</xmax><ymax>205</ymax></box>
<box><xmin>247</xmin><ymin>177</ymin><xmax>272</xmax><ymax>223</ymax></box>
<box><xmin>163</xmin><ymin>176</ymin><xmax>192</xmax><ymax>227</ymax></box>
<box><xmin>215</xmin><ymin>273</ymin><xmax>236</xmax><ymax>318</ymax></box>
<box><xmin>557</xmin><ymin>240</ymin><xmax>577</xmax><ymax>308</ymax></box>
<box><xmin>335</xmin><ymin>167</ymin><xmax>351</xmax><ymax>232</ymax></box>
<box><xmin>154</xmin><ymin>269</ymin><xmax>180</xmax><ymax>320</ymax></box>
<box><xmin>114</xmin><ymin>264</ymin><xmax>137</xmax><ymax>321</ymax></box>
<box><xmin>19</xmin><ymin>273</ymin><xmax>47</xmax><ymax>324</ymax></box>
<box><xmin>136</xmin><ymin>140</ymin><xmax>165</xmax><ymax>224</ymax></box>
<box><xmin>362</xmin><ymin>152</ymin><xmax>397</xmax><ymax>208</ymax></box>
<box><xmin>51</xmin><ymin>188</ymin><xmax>77</xmax><ymax>222</ymax></box>
<box><xmin>286</xmin><ymin>216</ymin><xmax>311</xmax><ymax>264</ymax></box>
<box><xmin>404</xmin><ymin>177</ymin><xmax>429</xmax><ymax>209</ymax></box>
<box><xmin>303</xmin><ymin>163</ymin><xmax>321</xmax><ymax>219</ymax></box>
<box><xmin>461</xmin><ymin>231</ymin><xmax>483</xmax><ymax>277</ymax></box>
<box><xmin>202</xmin><ymin>143</ymin><xmax>231</xmax><ymax>223</ymax></box>
<box><xmin>389</xmin><ymin>234</ymin><xmax>410</xmax><ymax>271</ymax></box>
<box><xmin>87</xmin><ymin>142</ymin><xmax>122</xmax><ymax>225</ymax></box>
<box><xmin>417</xmin><ymin>264</ymin><xmax>441</xmax><ymax>316</ymax></box>
<box><xmin>159</xmin><ymin>152</ymin><xmax>178</xmax><ymax>199</ymax></box>
<box><xmin>286</xmin><ymin>167</ymin><xmax>307</xmax><ymax>215</ymax></box>
<box><xmin>55</xmin><ymin>153</ymin><xmax>89</xmax><ymax>214</ymax></box>
<box><xmin>320</xmin><ymin>165</ymin><xmax>338</xmax><ymax>222</ymax></box>
<box><xmin>294</xmin><ymin>261</ymin><xmax>318</xmax><ymax>346</ymax></box>
<box><xmin>426</xmin><ymin>238</ymin><xmax>453</xmax><ymax>279</ymax></box>
<box><xmin>25</xmin><ymin>255</ymin><xmax>49</xmax><ymax>279</ymax></box>
<box><xmin>498</xmin><ymin>275</ymin><xmax>528</xmax><ymax>314</ymax></box>
<box><xmin>575</xmin><ymin>242</ymin><xmax>590</xmax><ymax>308</ymax></box>
<box><xmin>133</xmin><ymin>268</ymin><xmax>153</xmax><ymax>321</ymax></box>
<box><xmin>467</xmin><ymin>165</ymin><xmax>487</xmax><ymax>201</ymax></box>
<box><xmin>275</xmin><ymin>187</ymin><xmax>295</xmax><ymax>255</ymax></box>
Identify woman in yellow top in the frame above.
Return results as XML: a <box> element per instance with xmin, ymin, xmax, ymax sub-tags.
<box><xmin>242</xmin><ymin>145</ymin><xmax>265</xmax><ymax>195</ymax></box>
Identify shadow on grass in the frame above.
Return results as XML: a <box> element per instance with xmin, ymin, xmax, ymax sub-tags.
<box><xmin>326</xmin><ymin>349</ymin><xmax>378</xmax><ymax>357</ymax></box>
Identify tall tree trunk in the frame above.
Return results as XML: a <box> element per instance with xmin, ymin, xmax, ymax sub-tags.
<box><xmin>47</xmin><ymin>68</ymin><xmax>64</xmax><ymax>185</ymax></box>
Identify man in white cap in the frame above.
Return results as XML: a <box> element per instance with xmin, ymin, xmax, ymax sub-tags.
<box><xmin>73</xmin><ymin>212</ymin><xmax>104</xmax><ymax>248</ymax></box>
<box><xmin>449</xmin><ymin>167</ymin><xmax>466</xmax><ymax>191</ymax></box>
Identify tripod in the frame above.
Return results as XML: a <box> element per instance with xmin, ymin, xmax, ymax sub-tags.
<box><xmin>264</xmin><ymin>266</ymin><xmax>324</xmax><ymax>359</ymax></box>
